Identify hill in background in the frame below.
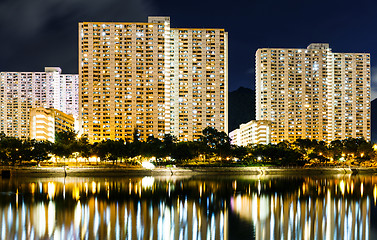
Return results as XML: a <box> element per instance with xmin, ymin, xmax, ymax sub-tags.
<box><xmin>228</xmin><ymin>87</ymin><xmax>255</xmax><ymax>132</ymax></box>
<box><xmin>372</xmin><ymin>98</ymin><xmax>377</xmax><ymax>143</ymax></box>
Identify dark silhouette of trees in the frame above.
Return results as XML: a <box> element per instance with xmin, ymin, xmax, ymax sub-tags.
<box><xmin>200</xmin><ymin>127</ymin><xmax>231</xmax><ymax>160</ymax></box>
<box><xmin>251</xmin><ymin>144</ymin><xmax>305</xmax><ymax>166</ymax></box>
<box><xmin>0</xmin><ymin>127</ymin><xmax>375</xmax><ymax>168</ymax></box>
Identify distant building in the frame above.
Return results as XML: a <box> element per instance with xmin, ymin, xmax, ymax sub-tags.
<box><xmin>79</xmin><ymin>16</ymin><xmax>228</xmax><ymax>143</ymax></box>
<box><xmin>229</xmin><ymin>120</ymin><xmax>271</xmax><ymax>146</ymax></box>
<box><xmin>256</xmin><ymin>43</ymin><xmax>370</xmax><ymax>143</ymax></box>
<box><xmin>0</xmin><ymin>67</ymin><xmax>78</xmax><ymax>139</ymax></box>
<box><xmin>29</xmin><ymin>108</ymin><xmax>74</xmax><ymax>142</ymax></box>
<box><xmin>45</xmin><ymin>67</ymin><xmax>79</xmax><ymax>119</ymax></box>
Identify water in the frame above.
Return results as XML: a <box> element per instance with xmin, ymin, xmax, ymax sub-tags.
<box><xmin>1</xmin><ymin>174</ymin><xmax>377</xmax><ymax>239</ymax></box>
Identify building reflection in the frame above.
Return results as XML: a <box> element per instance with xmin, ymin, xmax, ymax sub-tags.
<box><xmin>1</xmin><ymin>175</ymin><xmax>377</xmax><ymax>239</ymax></box>
<box><xmin>231</xmin><ymin>176</ymin><xmax>373</xmax><ymax>240</ymax></box>
<box><xmin>0</xmin><ymin>177</ymin><xmax>228</xmax><ymax>240</ymax></box>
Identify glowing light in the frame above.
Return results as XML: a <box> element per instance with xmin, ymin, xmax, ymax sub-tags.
<box><xmin>313</xmin><ymin>63</ymin><xmax>319</xmax><ymax>71</ymax></box>
<box><xmin>339</xmin><ymin>180</ymin><xmax>345</xmax><ymax>195</ymax></box>
<box><xmin>30</xmin><ymin>183</ymin><xmax>35</xmax><ymax>194</ymax></box>
<box><xmin>47</xmin><ymin>182</ymin><xmax>56</xmax><ymax>200</ymax></box>
<box><xmin>141</xmin><ymin>161</ymin><xmax>155</xmax><ymax>169</ymax></box>
<box><xmin>373</xmin><ymin>144</ymin><xmax>377</xmax><ymax>151</ymax></box>
<box><xmin>72</xmin><ymin>186</ymin><xmax>80</xmax><ymax>200</ymax></box>
<box><xmin>74</xmin><ymin>201</ymin><xmax>81</xmax><ymax>230</ymax></box>
<box><xmin>89</xmin><ymin>156</ymin><xmax>99</xmax><ymax>162</ymax></box>
<box><xmin>48</xmin><ymin>202</ymin><xmax>55</xmax><ymax>236</ymax></box>
<box><xmin>92</xmin><ymin>181</ymin><xmax>97</xmax><ymax>194</ymax></box>
<box><xmin>84</xmin><ymin>182</ymin><xmax>88</xmax><ymax>196</ymax></box>
<box><xmin>141</xmin><ymin>177</ymin><xmax>155</xmax><ymax>189</ymax></box>
<box><xmin>36</xmin><ymin>203</ymin><xmax>46</xmax><ymax>237</ymax></box>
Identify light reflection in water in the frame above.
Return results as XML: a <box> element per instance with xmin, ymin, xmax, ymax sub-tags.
<box><xmin>0</xmin><ymin>175</ymin><xmax>377</xmax><ymax>239</ymax></box>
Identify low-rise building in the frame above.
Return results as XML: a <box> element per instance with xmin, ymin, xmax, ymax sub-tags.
<box><xmin>29</xmin><ymin>108</ymin><xmax>74</xmax><ymax>142</ymax></box>
<box><xmin>229</xmin><ymin>120</ymin><xmax>271</xmax><ymax>146</ymax></box>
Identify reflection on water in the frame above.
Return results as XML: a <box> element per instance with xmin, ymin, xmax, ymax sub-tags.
<box><xmin>0</xmin><ymin>175</ymin><xmax>377</xmax><ymax>239</ymax></box>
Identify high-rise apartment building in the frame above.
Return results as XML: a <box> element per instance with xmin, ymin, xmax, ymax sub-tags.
<box><xmin>79</xmin><ymin>16</ymin><xmax>227</xmax><ymax>143</ymax></box>
<box><xmin>46</xmin><ymin>68</ymin><xmax>79</xmax><ymax>119</ymax></box>
<box><xmin>256</xmin><ymin>43</ymin><xmax>370</xmax><ymax>143</ymax></box>
<box><xmin>0</xmin><ymin>67</ymin><xmax>79</xmax><ymax>139</ymax></box>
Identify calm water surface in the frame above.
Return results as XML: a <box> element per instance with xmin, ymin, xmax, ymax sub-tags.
<box><xmin>1</xmin><ymin>174</ymin><xmax>377</xmax><ymax>239</ymax></box>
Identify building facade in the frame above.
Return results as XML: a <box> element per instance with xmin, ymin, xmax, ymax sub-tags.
<box><xmin>256</xmin><ymin>44</ymin><xmax>370</xmax><ymax>143</ymax></box>
<box><xmin>0</xmin><ymin>67</ymin><xmax>78</xmax><ymax>139</ymax></box>
<box><xmin>29</xmin><ymin>108</ymin><xmax>75</xmax><ymax>142</ymax></box>
<box><xmin>229</xmin><ymin>120</ymin><xmax>271</xmax><ymax>146</ymax></box>
<box><xmin>79</xmin><ymin>16</ymin><xmax>227</xmax><ymax>143</ymax></box>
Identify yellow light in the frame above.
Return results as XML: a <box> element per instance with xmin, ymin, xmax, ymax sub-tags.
<box><xmin>30</xmin><ymin>183</ymin><xmax>36</xmax><ymax>194</ymax></box>
<box><xmin>47</xmin><ymin>182</ymin><xmax>56</xmax><ymax>200</ymax></box>
<box><xmin>84</xmin><ymin>182</ymin><xmax>88</xmax><ymax>196</ymax></box>
<box><xmin>92</xmin><ymin>181</ymin><xmax>96</xmax><ymax>194</ymax></box>
<box><xmin>72</xmin><ymin>186</ymin><xmax>80</xmax><ymax>200</ymax></box>
<box><xmin>339</xmin><ymin>180</ymin><xmax>345</xmax><ymax>195</ymax></box>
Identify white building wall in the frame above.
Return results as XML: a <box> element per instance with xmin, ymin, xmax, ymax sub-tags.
<box><xmin>0</xmin><ymin>68</ymin><xmax>78</xmax><ymax>139</ymax></box>
<box><xmin>229</xmin><ymin>120</ymin><xmax>271</xmax><ymax>146</ymax></box>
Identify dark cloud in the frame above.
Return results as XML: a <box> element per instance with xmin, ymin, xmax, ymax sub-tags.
<box><xmin>0</xmin><ymin>0</ymin><xmax>158</xmax><ymax>73</ymax></box>
<box><xmin>0</xmin><ymin>0</ymin><xmax>377</xmax><ymax>92</ymax></box>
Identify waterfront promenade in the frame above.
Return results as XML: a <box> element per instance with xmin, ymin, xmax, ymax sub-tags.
<box><xmin>2</xmin><ymin>165</ymin><xmax>377</xmax><ymax>178</ymax></box>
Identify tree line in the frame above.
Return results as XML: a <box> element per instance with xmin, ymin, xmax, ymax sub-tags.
<box><xmin>0</xmin><ymin>128</ymin><xmax>375</xmax><ymax>167</ymax></box>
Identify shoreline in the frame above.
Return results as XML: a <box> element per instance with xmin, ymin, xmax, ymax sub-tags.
<box><xmin>2</xmin><ymin>166</ymin><xmax>377</xmax><ymax>178</ymax></box>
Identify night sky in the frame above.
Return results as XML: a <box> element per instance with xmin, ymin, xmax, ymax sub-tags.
<box><xmin>1</xmin><ymin>0</ymin><xmax>377</xmax><ymax>98</ymax></box>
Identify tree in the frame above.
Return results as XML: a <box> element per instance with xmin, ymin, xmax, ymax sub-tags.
<box><xmin>53</xmin><ymin>130</ymin><xmax>78</xmax><ymax>160</ymax></box>
<box><xmin>200</xmin><ymin>127</ymin><xmax>231</xmax><ymax>159</ymax></box>
<box><xmin>250</xmin><ymin>144</ymin><xmax>304</xmax><ymax>166</ymax></box>
<box><xmin>142</xmin><ymin>136</ymin><xmax>163</xmax><ymax>158</ymax></box>
<box><xmin>0</xmin><ymin>136</ymin><xmax>23</xmax><ymax>165</ymax></box>
<box><xmin>30</xmin><ymin>140</ymin><xmax>53</xmax><ymax>165</ymax></box>
<box><xmin>93</xmin><ymin>139</ymin><xmax>127</xmax><ymax>164</ymax></box>
<box><xmin>162</xmin><ymin>134</ymin><xmax>177</xmax><ymax>158</ymax></box>
<box><xmin>172</xmin><ymin>142</ymin><xmax>194</xmax><ymax>162</ymax></box>
<box><xmin>231</xmin><ymin>145</ymin><xmax>248</xmax><ymax>161</ymax></box>
<box><xmin>328</xmin><ymin>139</ymin><xmax>344</xmax><ymax>162</ymax></box>
<box><xmin>76</xmin><ymin>135</ymin><xmax>92</xmax><ymax>160</ymax></box>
